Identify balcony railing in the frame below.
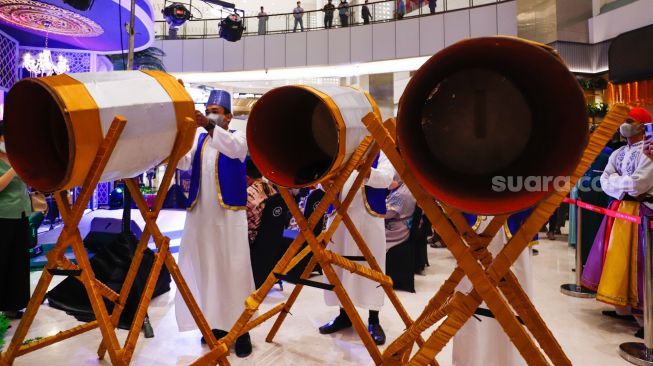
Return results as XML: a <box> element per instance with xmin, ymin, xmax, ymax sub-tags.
<box><xmin>155</xmin><ymin>0</ymin><xmax>508</xmax><ymax>40</ymax></box>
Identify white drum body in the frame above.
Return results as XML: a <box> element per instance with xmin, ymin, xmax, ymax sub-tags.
<box><xmin>247</xmin><ymin>85</ymin><xmax>380</xmax><ymax>188</ymax></box>
<box><xmin>4</xmin><ymin>70</ymin><xmax>195</xmax><ymax>192</ymax></box>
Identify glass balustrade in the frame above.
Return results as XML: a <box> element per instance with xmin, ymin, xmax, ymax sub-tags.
<box><xmin>155</xmin><ymin>0</ymin><xmax>506</xmax><ymax>39</ymax></box>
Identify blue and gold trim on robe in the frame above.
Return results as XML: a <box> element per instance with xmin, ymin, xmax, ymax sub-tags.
<box><xmin>462</xmin><ymin>211</ymin><xmax>537</xmax><ymax>246</ymax></box>
<box><xmin>187</xmin><ymin>132</ymin><xmax>247</xmax><ymax>211</ymax></box>
<box><xmin>504</xmin><ymin>209</ymin><xmax>539</xmax><ymax>246</ymax></box>
<box><xmin>363</xmin><ymin>154</ymin><xmax>390</xmax><ymax>217</ymax></box>
<box><xmin>462</xmin><ymin>213</ymin><xmax>483</xmax><ymax>231</ymax></box>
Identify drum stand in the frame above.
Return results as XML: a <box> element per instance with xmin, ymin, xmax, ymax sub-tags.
<box><xmin>0</xmin><ymin>117</ymin><xmax>224</xmax><ymax>366</ymax></box>
<box><xmin>192</xmin><ymin>121</ymin><xmax>432</xmax><ymax>366</ymax></box>
<box><xmin>359</xmin><ymin>106</ymin><xmax>629</xmax><ymax>366</ymax></box>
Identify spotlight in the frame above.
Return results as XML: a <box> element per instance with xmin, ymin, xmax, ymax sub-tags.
<box><xmin>63</xmin><ymin>0</ymin><xmax>95</xmax><ymax>11</ymax></box>
<box><xmin>163</xmin><ymin>3</ymin><xmax>192</xmax><ymax>29</ymax></box>
<box><xmin>109</xmin><ymin>183</ymin><xmax>126</xmax><ymax>209</ymax></box>
<box><xmin>219</xmin><ymin>12</ymin><xmax>244</xmax><ymax>42</ymax></box>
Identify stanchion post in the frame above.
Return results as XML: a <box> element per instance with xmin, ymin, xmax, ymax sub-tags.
<box><xmin>619</xmin><ymin>215</ymin><xmax>653</xmax><ymax>366</ymax></box>
<box><xmin>576</xmin><ymin>206</ymin><xmax>584</xmax><ymax>287</ymax></box>
<box><xmin>560</xmin><ymin>199</ymin><xmax>596</xmax><ymax>298</ymax></box>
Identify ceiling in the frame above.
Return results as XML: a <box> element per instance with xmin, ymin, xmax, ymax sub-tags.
<box><xmin>0</xmin><ymin>0</ymin><xmax>155</xmax><ymax>53</ymax></box>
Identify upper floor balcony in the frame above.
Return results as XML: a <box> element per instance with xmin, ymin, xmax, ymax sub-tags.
<box><xmin>155</xmin><ymin>0</ymin><xmax>507</xmax><ymax>39</ymax></box>
<box><xmin>154</xmin><ymin>0</ymin><xmax>517</xmax><ymax>74</ymax></box>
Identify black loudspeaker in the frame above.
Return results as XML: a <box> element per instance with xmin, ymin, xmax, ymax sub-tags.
<box><xmin>84</xmin><ymin>218</ymin><xmax>142</xmax><ymax>253</ymax></box>
<box><xmin>63</xmin><ymin>0</ymin><xmax>95</xmax><ymax>11</ymax></box>
<box><xmin>609</xmin><ymin>24</ymin><xmax>653</xmax><ymax>84</ymax></box>
<box><xmin>46</xmin><ymin>231</ymin><xmax>171</xmax><ymax>330</ymax></box>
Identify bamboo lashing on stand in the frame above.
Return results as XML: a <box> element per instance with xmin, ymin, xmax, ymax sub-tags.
<box><xmin>359</xmin><ymin>104</ymin><xmax>629</xmax><ymax>366</ymax></box>
<box><xmin>1</xmin><ymin>117</ymin><xmax>127</xmax><ymax>366</ymax></box>
<box><xmin>193</xmin><ymin>122</ymin><xmax>433</xmax><ymax>366</ymax></box>
<box><xmin>1</xmin><ymin>116</ymin><xmax>227</xmax><ymax>366</ymax></box>
<box><xmin>192</xmin><ymin>136</ymin><xmax>377</xmax><ymax>364</ymax></box>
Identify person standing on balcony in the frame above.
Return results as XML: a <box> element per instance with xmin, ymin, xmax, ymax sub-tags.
<box><xmin>362</xmin><ymin>0</ymin><xmax>372</xmax><ymax>24</ymax></box>
<box><xmin>397</xmin><ymin>0</ymin><xmax>405</xmax><ymax>19</ymax></box>
<box><xmin>428</xmin><ymin>0</ymin><xmax>437</xmax><ymax>14</ymax></box>
<box><xmin>338</xmin><ymin>0</ymin><xmax>350</xmax><ymax>27</ymax></box>
<box><xmin>257</xmin><ymin>6</ymin><xmax>268</xmax><ymax>35</ymax></box>
<box><xmin>293</xmin><ymin>1</ymin><xmax>305</xmax><ymax>32</ymax></box>
<box><xmin>323</xmin><ymin>0</ymin><xmax>336</xmax><ymax>28</ymax></box>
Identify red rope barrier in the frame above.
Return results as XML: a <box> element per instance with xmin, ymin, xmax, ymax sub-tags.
<box><xmin>563</xmin><ymin>197</ymin><xmax>644</xmax><ymax>226</ymax></box>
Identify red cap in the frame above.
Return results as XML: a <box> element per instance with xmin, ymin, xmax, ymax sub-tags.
<box><xmin>629</xmin><ymin>107</ymin><xmax>653</xmax><ymax>123</ymax></box>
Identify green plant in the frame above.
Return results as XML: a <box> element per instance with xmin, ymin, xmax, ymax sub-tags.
<box><xmin>107</xmin><ymin>47</ymin><xmax>166</xmax><ymax>71</ymax></box>
<box><xmin>578</xmin><ymin>77</ymin><xmax>608</xmax><ymax>90</ymax></box>
<box><xmin>0</xmin><ymin>313</ymin><xmax>9</xmax><ymax>349</ymax></box>
<box><xmin>587</xmin><ymin>102</ymin><xmax>609</xmax><ymax>118</ymax></box>
<box><xmin>140</xmin><ymin>186</ymin><xmax>157</xmax><ymax>194</ymax></box>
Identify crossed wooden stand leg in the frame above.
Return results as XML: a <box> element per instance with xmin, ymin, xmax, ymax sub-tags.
<box><xmin>191</xmin><ymin>125</ymin><xmax>432</xmax><ymax>366</ymax></box>
<box><xmin>0</xmin><ymin>117</ymin><xmax>224</xmax><ymax>366</ymax></box>
<box><xmin>359</xmin><ymin>106</ymin><xmax>629</xmax><ymax>366</ymax></box>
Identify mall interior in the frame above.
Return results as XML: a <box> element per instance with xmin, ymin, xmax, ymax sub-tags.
<box><xmin>0</xmin><ymin>0</ymin><xmax>652</xmax><ymax>365</ymax></box>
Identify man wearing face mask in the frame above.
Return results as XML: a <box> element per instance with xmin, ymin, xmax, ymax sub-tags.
<box><xmin>582</xmin><ymin>107</ymin><xmax>653</xmax><ymax>338</ymax></box>
<box><xmin>174</xmin><ymin>90</ymin><xmax>255</xmax><ymax>357</ymax></box>
<box><xmin>319</xmin><ymin>152</ymin><xmax>394</xmax><ymax>346</ymax></box>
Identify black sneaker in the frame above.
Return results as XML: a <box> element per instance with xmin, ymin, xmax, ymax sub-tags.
<box><xmin>601</xmin><ymin>310</ymin><xmax>636</xmax><ymax>322</ymax></box>
<box><xmin>235</xmin><ymin>333</ymin><xmax>252</xmax><ymax>358</ymax></box>
<box><xmin>319</xmin><ymin>315</ymin><xmax>352</xmax><ymax>334</ymax></box>
<box><xmin>368</xmin><ymin>323</ymin><xmax>386</xmax><ymax>345</ymax></box>
<box><xmin>200</xmin><ymin>329</ymin><xmax>228</xmax><ymax>345</ymax></box>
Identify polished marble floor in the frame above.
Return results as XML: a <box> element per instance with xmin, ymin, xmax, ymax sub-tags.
<box><xmin>3</xmin><ymin>218</ymin><xmax>641</xmax><ymax>365</ymax></box>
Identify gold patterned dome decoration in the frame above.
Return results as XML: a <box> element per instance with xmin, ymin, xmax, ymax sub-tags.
<box><xmin>0</xmin><ymin>0</ymin><xmax>103</xmax><ymax>37</ymax></box>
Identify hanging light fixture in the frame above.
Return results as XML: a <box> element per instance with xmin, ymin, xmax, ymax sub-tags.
<box><xmin>22</xmin><ymin>21</ymin><xmax>70</xmax><ymax>77</ymax></box>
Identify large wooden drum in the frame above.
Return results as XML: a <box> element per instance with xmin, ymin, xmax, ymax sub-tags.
<box><xmin>396</xmin><ymin>37</ymin><xmax>589</xmax><ymax>214</ymax></box>
<box><xmin>247</xmin><ymin>85</ymin><xmax>380</xmax><ymax>188</ymax></box>
<box><xmin>4</xmin><ymin>71</ymin><xmax>195</xmax><ymax>192</ymax></box>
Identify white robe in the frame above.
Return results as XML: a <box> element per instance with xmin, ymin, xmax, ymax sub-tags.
<box><xmin>324</xmin><ymin>152</ymin><xmax>394</xmax><ymax>311</ymax></box>
<box><xmin>452</xmin><ymin>216</ymin><xmax>533</xmax><ymax>366</ymax></box>
<box><xmin>601</xmin><ymin>140</ymin><xmax>653</xmax><ymax>207</ymax></box>
<box><xmin>175</xmin><ymin>128</ymin><xmax>255</xmax><ymax>331</ymax></box>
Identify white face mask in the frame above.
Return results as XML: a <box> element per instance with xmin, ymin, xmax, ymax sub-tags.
<box><xmin>207</xmin><ymin>113</ymin><xmax>227</xmax><ymax>129</ymax></box>
<box><xmin>620</xmin><ymin>122</ymin><xmax>642</xmax><ymax>138</ymax></box>
<box><xmin>0</xmin><ymin>141</ymin><xmax>5</xmax><ymax>154</ymax></box>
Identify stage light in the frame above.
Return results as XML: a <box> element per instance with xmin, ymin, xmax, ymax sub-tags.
<box><xmin>63</xmin><ymin>0</ymin><xmax>95</xmax><ymax>11</ymax></box>
<box><xmin>219</xmin><ymin>12</ymin><xmax>244</xmax><ymax>42</ymax></box>
<box><xmin>109</xmin><ymin>184</ymin><xmax>126</xmax><ymax>209</ymax></box>
<box><xmin>163</xmin><ymin>3</ymin><xmax>192</xmax><ymax>29</ymax></box>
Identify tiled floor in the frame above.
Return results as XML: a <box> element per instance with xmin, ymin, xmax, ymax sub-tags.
<box><xmin>3</xmin><ymin>217</ymin><xmax>640</xmax><ymax>365</ymax></box>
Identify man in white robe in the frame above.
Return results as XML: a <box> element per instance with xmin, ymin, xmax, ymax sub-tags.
<box><xmin>175</xmin><ymin>90</ymin><xmax>255</xmax><ymax>357</ymax></box>
<box><xmin>319</xmin><ymin>152</ymin><xmax>394</xmax><ymax>345</ymax></box>
<box><xmin>452</xmin><ymin>214</ymin><xmax>534</xmax><ymax>366</ymax></box>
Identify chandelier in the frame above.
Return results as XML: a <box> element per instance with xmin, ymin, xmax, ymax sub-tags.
<box><xmin>22</xmin><ymin>21</ymin><xmax>70</xmax><ymax>77</ymax></box>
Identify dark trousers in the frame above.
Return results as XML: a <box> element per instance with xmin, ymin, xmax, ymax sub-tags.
<box><xmin>429</xmin><ymin>0</ymin><xmax>436</xmax><ymax>14</ymax></box>
<box><xmin>548</xmin><ymin>209</ymin><xmax>558</xmax><ymax>233</ymax></box>
<box><xmin>363</xmin><ymin>15</ymin><xmax>370</xmax><ymax>24</ymax></box>
<box><xmin>0</xmin><ymin>216</ymin><xmax>30</xmax><ymax>311</ymax></box>
<box><xmin>325</xmin><ymin>14</ymin><xmax>333</xmax><ymax>28</ymax></box>
<box><xmin>340</xmin><ymin>14</ymin><xmax>348</xmax><ymax>27</ymax></box>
